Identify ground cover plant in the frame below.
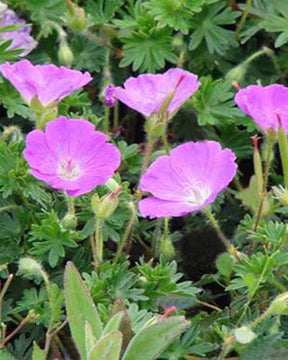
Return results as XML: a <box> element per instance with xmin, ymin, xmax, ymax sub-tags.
<box><xmin>0</xmin><ymin>0</ymin><xmax>288</xmax><ymax>359</ymax></box>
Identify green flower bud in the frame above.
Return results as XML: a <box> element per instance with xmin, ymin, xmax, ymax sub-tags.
<box><xmin>67</xmin><ymin>3</ymin><xmax>87</xmax><ymax>32</ymax></box>
<box><xmin>61</xmin><ymin>213</ymin><xmax>77</xmax><ymax>230</ymax></box>
<box><xmin>272</xmin><ymin>185</ymin><xmax>288</xmax><ymax>206</ymax></box>
<box><xmin>58</xmin><ymin>39</ymin><xmax>74</xmax><ymax>67</ymax></box>
<box><xmin>267</xmin><ymin>292</ymin><xmax>288</xmax><ymax>316</ymax></box>
<box><xmin>92</xmin><ymin>186</ymin><xmax>122</xmax><ymax>220</ymax></box>
<box><xmin>18</xmin><ymin>257</ymin><xmax>43</xmax><ymax>279</ymax></box>
<box><xmin>225</xmin><ymin>63</ymin><xmax>248</xmax><ymax>84</ymax></box>
<box><xmin>160</xmin><ymin>236</ymin><xmax>175</xmax><ymax>260</ymax></box>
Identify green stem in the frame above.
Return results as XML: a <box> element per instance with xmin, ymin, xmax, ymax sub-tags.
<box><xmin>114</xmin><ymin>202</ymin><xmax>136</xmax><ymax>262</ymax></box>
<box><xmin>278</xmin><ymin>126</ymin><xmax>288</xmax><ymax>189</ymax></box>
<box><xmin>153</xmin><ymin>219</ymin><xmax>162</xmax><ymax>256</ymax></box>
<box><xmin>235</xmin><ymin>0</ymin><xmax>253</xmax><ymax>39</ymax></box>
<box><xmin>204</xmin><ymin>208</ymin><xmax>239</xmax><ymax>260</ymax></box>
<box><xmin>113</xmin><ymin>102</ymin><xmax>119</xmax><ymax>129</ymax></box>
<box><xmin>66</xmin><ymin>195</ymin><xmax>75</xmax><ymax>216</ymax></box>
<box><xmin>0</xmin><ymin>274</ymin><xmax>13</xmax><ymax>342</ymax></box>
<box><xmin>94</xmin><ymin>218</ymin><xmax>104</xmax><ymax>269</ymax></box>
<box><xmin>137</xmin><ymin>136</ymin><xmax>155</xmax><ymax>193</ymax></box>
<box><xmin>252</xmin><ymin>133</ymin><xmax>274</xmax><ymax>233</ymax></box>
<box><xmin>104</xmin><ymin>106</ymin><xmax>110</xmax><ymax>134</ymax></box>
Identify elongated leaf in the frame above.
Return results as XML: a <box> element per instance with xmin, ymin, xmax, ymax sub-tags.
<box><xmin>64</xmin><ymin>262</ymin><xmax>103</xmax><ymax>359</ymax></box>
<box><xmin>88</xmin><ymin>331</ymin><xmax>122</xmax><ymax>360</ymax></box>
<box><xmin>103</xmin><ymin>311</ymin><xmax>124</xmax><ymax>336</ymax></box>
<box><xmin>122</xmin><ymin>316</ymin><xmax>190</xmax><ymax>360</ymax></box>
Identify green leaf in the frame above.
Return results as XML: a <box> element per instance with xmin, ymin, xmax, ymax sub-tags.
<box><xmin>85</xmin><ymin>0</ymin><xmax>123</xmax><ymax>24</ymax></box>
<box><xmin>102</xmin><ymin>311</ymin><xmax>124</xmax><ymax>336</ymax></box>
<box><xmin>189</xmin><ymin>2</ymin><xmax>240</xmax><ymax>54</ymax></box>
<box><xmin>64</xmin><ymin>262</ymin><xmax>103</xmax><ymax>359</ymax></box>
<box><xmin>119</xmin><ymin>28</ymin><xmax>178</xmax><ymax>73</ymax></box>
<box><xmin>122</xmin><ymin>316</ymin><xmax>190</xmax><ymax>360</ymax></box>
<box><xmin>30</xmin><ymin>211</ymin><xmax>78</xmax><ymax>267</ymax></box>
<box><xmin>88</xmin><ymin>331</ymin><xmax>122</xmax><ymax>360</ymax></box>
<box><xmin>32</xmin><ymin>342</ymin><xmax>46</xmax><ymax>360</ymax></box>
<box><xmin>192</xmin><ymin>77</ymin><xmax>244</xmax><ymax>126</ymax></box>
<box><xmin>145</xmin><ymin>0</ymin><xmax>205</xmax><ymax>34</ymax></box>
<box><xmin>216</xmin><ymin>253</ymin><xmax>235</xmax><ymax>279</ymax></box>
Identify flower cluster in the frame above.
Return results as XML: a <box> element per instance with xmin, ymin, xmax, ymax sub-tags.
<box><xmin>2</xmin><ymin>60</ymin><xmax>237</xmax><ymax>218</ymax></box>
<box><xmin>0</xmin><ymin>4</ymin><xmax>37</xmax><ymax>56</ymax></box>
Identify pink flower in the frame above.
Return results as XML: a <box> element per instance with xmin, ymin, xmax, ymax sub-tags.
<box><xmin>235</xmin><ymin>84</ymin><xmax>288</xmax><ymax>132</ymax></box>
<box><xmin>139</xmin><ymin>141</ymin><xmax>237</xmax><ymax>218</ymax></box>
<box><xmin>0</xmin><ymin>6</ymin><xmax>37</xmax><ymax>56</ymax></box>
<box><xmin>24</xmin><ymin>116</ymin><xmax>121</xmax><ymax>196</ymax></box>
<box><xmin>114</xmin><ymin>68</ymin><xmax>200</xmax><ymax>117</ymax></box>
<box><xmin>0</xmin><ymin>60</ymin><xmax>92</xmax><ymax>106</ymax></box>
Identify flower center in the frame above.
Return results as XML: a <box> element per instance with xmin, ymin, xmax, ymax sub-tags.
<box><xmin>184</xmin><ymin>181</ymin><xmax>210</xmax><ymax>205</ymax></box>
<box><xmin>58</xmin><ymin>158</ymin><xmax>80</xmax><ymax>180</ymax></box>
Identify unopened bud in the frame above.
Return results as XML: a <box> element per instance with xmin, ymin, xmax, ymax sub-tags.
<box><xmin>272</xmin><ymin>185</ymin><xmax>288</xmax><ymax>206</ymax></box>
<box><xmin>18</xmin><ymin>257</ymin><xmax>43</xmax><ymax>279</ymax></box>
<box><xmin>159</xmin><ymin>236</ymin><xmax>175</xmax><ymax>260</ymax></box>
<box><xmin>67</xmin><ymin>2</ymin><xmax>87</xmax><ymax>32</ymax></box>
<box><xmin>103</xmin><ymin>84</ymin><xmax>117</xmax><ymax>107</ymax></box>
<box><xmin>3</xmin><ymin>126</ymin><xmax>22</xmax><ymax>142</ymax></box>
<box><xmin>267</xmin><ymin>292</ymin><xmax>288</xmax><ymax>316</ymax></box>
<box><xmin>58</xmin><ymin>39</ymin><xmax>74</xmax><ymax>67</ymax></box>
<box><xmin>226</xmin><ymin>63</ymin><xmax>248</xmax><ymax>84</ymax></box>
<box><xmin>92</xmin><ymin>186</ymin><xmax>122</xmax><ymax>220</ymax></box>
<box><xmin>61</xmin><ymin>213</ymin><xmax>77</xmax><ymax>230</ymax></box>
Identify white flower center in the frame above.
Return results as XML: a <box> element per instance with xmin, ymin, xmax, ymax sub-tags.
<box><xmin>58</xmin><ymin>158</ymin><xmax>80</xmax><ymax>180</ymax></box>
<box><xmin>183</xmin><ymin>180</ymin><xmax>210</xmax><ymax>205</ymax></box>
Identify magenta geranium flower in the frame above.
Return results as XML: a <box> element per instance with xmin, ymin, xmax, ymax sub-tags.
<box><xmin>0</xmin><ymin>6</ymin><xmax>37</xmax><ymax>56</ymax></box>
<box><xmin>24</xmin><ymin>116</ymin><xmax>121</xmax><ymax>196</ymax></box>
<box><xmin>235</xmin><ymin>84</ymin><xmax>288</xmax><ymax>132</ymax></box>
<box><xmin>114</xmin><ymin>68</ymin><xmax>200</xmax><ymax>117</ymax></box>
<box><xmin>139</xmin><ymin>141</ymin><xmax>237</xmax><ymax>218</ymax></box>
<box><xmin>0</xmin><ymin>60</ymin><xmax>92</xmax><ymax>106</ymax></box>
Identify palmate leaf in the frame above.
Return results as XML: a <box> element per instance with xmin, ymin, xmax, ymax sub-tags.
<box><xmin>144</xmin><ymin>0</ymin><xmax>206</xmax><ymax>34</ymax></box>
<box><xmin>262</xmin><ymin>2</ymin><xmax>288</xmax><ymax>48</ymax></box>
<box><xmin>192</xmin><ymin>76</ymin><xmax>244</xmax><ymax>126</ymax></box>
<box><xmin>85</xmin><ymin>0</ymin><xmax>123</xmax><ymax>24</ymax></box>
<box><xmin>119</xmin><ymin>28</ymin><xmax>178</xmax><ymax>73</ymax></box>
<box><xmin>189</xmin><ymin>1</ymin><xmax>240</xmax><ymax>54</ymax></box>
<box><xmin>29</xmin><ymin>211</ymin><xmax>78</xmax><ymax>267</ymax></box>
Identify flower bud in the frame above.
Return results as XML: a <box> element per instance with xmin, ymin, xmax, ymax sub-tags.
<box><xmin>225</xmin><ymin>63</ymin><xmax>248</xmax><ymax>84</ymax></box>
<box><xmin>159</xmin><ymin>236</ymin><xmax>175</xmax><ymax>260</ymax></box>
<box><xmin>267</xmin><ymin>292</ymin><xmax>288</xmax><ymax>316</ymax></box>
<box><xmin>92</xmin><ymin>186</ymin><xmax>122</xmax><ymax>220</ymax></box>
<box><xmin>272</xmin><ymin>185</ymin><xmax>288</xmax><ymax>206</ymax></box>
<box><xmin>58</xmin><ymin>39</ymin><xmax>74</xmax><ymax>67</ymax></box>
<box><xmin>18</xmin><ymin>257</ymin><xmax>43</xmax><ymax>279</ymax></box>
<box><xmin>67</xmin><ymin>2</ymin><xmax>87</xmax><ymax>32</ymax></box>
<box><xmin>3</xmin><ymin>126</ymin><xmax>22</xmax><ymax>142</ymax></box>
<box><xmin>103</xmin><ymin>84</ymin><xmax>117</xmax><ymax>107</ymax></box>
<box><xmin>61</xmin><ymin>213</ymin><xmax>77</xmax><ymax>230</ymax></box>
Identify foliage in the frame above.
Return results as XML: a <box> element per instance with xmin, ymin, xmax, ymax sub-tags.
<box><xmin>0</xmin><ymin>0</ymin><xmax>288</xmax><ymax>359</ymax></box>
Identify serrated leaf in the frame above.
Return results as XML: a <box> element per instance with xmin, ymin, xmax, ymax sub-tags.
<box><xmin>189</xmin><ymin>2</ymin><xmax>240</xmax><ymax>54</ymax></box>
<box><xmin>216</xmin><ymin>253</ymin><xmax>234</xmax><ymax>279</ymax></box>
<box><xmin>64</xmin><ymin>262</ymin><xmax>103</xmax><ymax>359</ymax></box>
<box><xmin>122</xmin><ymin>316</ymin><xmax>190</xmax><ymax>360</ymax></box>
